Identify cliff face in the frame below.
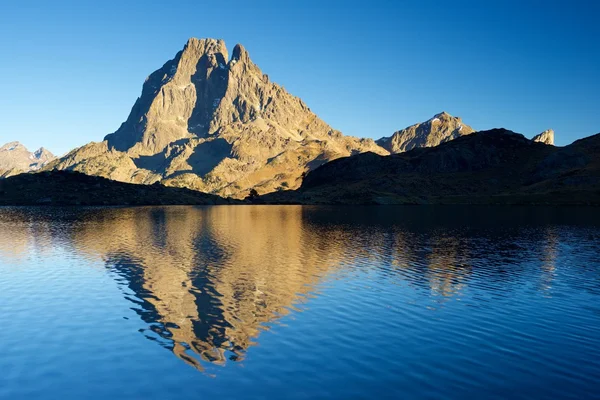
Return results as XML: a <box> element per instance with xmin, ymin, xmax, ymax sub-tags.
<box><xmin>49</xmin><ymin>38</ymin><xmax>387</xmax><ymax>198</ymax></box>
<box><xmin>0</xmin><ymin>142</ymin><xmax>55</xmax><ymax>177</ymax></box>
<box><xmin>377</xmin><ymin>112</ymin><xmax>474</xmax><ymax>153</ymax></box>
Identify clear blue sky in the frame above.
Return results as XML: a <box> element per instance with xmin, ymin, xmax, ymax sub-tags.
<box><xmin>0</xmin><ymin>0</ymin><xmax>598</xmax><ymax>155</ymax></box>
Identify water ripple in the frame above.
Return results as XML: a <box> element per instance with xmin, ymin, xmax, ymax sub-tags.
<box><xmin>1</xmin><ymin>206</ymin><xmax>600</xmax><ymax>399</ymax></box>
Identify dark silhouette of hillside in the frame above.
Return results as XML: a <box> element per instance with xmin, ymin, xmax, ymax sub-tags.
<box><xmin>261</xmin><ymin>129</ymin><xmax>600</xmax><ymax>205</ymax></box>
<box><xmin>0</xmin><ymin>170</ymin><xmax>237</xmax><ymax>206</ymax></box>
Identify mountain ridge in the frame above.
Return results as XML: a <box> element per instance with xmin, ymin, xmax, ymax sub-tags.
<box><xmin>35</xmin><ymin>37</ymin><xmax>570</xmax><ymax>199</ymax></box>
<box><xmin>3</xmin><ymin>129</ymin><xmax>598</xmax><ymax>206</ymax></box>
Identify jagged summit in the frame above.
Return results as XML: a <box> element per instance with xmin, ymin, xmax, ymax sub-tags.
<box><xmin>1</xmin><ymin>142</ymin><xmax>26</xmax><ymax>151</ymax></box>
<box><xmin>377</xmin><ymin>112</ymin><xmax>475</xmax><ymax>153</ymax></box>
<box><xmin>103</xmin><ymin>38</ymin><xmax>320</xmax><ymax>156</ymax></box>
<box><xmin>231</xmin><ymin>43</ymin><xmax>251</xmax><ymax>63</ymax></box>
<box><xmin>105</xmin><ymin>37</ymin><xmax>230</xmax><ymax>153</ymax></box>
<box><xmin>50</xmin><ymin>38</ymin><xmax>386</xmax><ymax>198</ymax></box>
<box><xmin>431</xmin><ymin>111</ymin><xmax>450</xmax><ymax>120</ymax></box>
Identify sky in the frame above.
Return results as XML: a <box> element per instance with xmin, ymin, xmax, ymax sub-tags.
<box><xmin>0</xmin><ymin>0</ymin><xmax>598</xmax><ymax>155</ymax></box>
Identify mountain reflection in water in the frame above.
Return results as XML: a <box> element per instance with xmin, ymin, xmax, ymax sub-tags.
<box><xmin>1</xmin><ymin>205</ymin><xmax>599</xmax><ymax>384</ymax></box>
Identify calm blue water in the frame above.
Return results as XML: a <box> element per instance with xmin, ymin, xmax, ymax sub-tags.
<box><xmin>1</xmin><ymin>206</ymin><xmax>599</xmax><ymax>400</ymax></box>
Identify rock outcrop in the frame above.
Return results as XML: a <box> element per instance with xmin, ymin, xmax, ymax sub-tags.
<box><xmin>0</xmin><ymin>142</ymin><xmax>55</xmax><ymax>177</ymax></box>
<box><xmin>48</xmin><ymin>38</ymin><xmax>387</xmax><ymax>198</ymax></box>
<box><xmin>532</xmin><ymin>129</ymin><xmax>555</xmax><ymax>145</ymax></box>
<box><xmin>376</xmin><ymin>112</ymin><xmax>474</xmax><ymax>153</ymax></box>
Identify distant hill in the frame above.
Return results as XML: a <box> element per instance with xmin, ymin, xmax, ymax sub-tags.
<box><xmin>0</xmin><ymin>170</ymin><xmax>236</xmax><ymax>206</ymax></box>
<box><xmin>0</xmin><ymin>142</ymin><xmax>55</xmax><ymax>177</ymax></box>
<box><xmin>376</xmin><ymin>111</ymin><xmax>475</xmax><ymax>153</ymax></box>
<box><xmin>261</xmin><ymin>129</ymin><xmax>600</xmax><ymax>205</ymax></box>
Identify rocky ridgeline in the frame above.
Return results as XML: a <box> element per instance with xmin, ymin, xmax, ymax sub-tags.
<box><xmin>39</xmin><ymin>38</ymin><xmax>559</xmax><ymax>198</ymax></box>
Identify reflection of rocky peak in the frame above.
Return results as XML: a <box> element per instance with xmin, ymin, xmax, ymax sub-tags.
<box><xmin>0</xmin><ymin>141</ymin><xmax>55</xmax><ymax>177</ymax></box>
<box><xmin>532</xmin><ymin>129</ymin><xmax>554</xmax><ymax>145</ymax></box>
<box><xmin>50</xmin><ymin>38</ymin><xmax>386</xmax><ymax>198</ymax></box>
<box><xmin>71</xmin><ymin>207</ymin><xmax>347</xmax><ymax>370</ymax></box>
<box><xmin>0</xmin><ymin>206</ymin><xmax>572</xmax><ymax>373</ymax></box>
<box><xmin>377</xmin><ymin>112</ymin><xmax>475</xmax><ymax>153</ymax></box>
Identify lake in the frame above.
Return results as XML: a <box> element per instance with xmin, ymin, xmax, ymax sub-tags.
<box><xmin>1</xmin><ymin>206</ymin><xmax>599</xmax><ymax>399</ymax></box>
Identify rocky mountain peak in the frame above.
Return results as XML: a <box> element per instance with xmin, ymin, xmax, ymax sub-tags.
<box><xmin>101</xmin><ymin>36</ymin><xmax>364</xmax><ymax>157</ymax></box>
<box><xmin>33</xmin><ymin>147</ymin><xmax>55</xmax><ymax>161</ymax></box>
<box><xmin>179</xmin><ymin>38</ymin><xmax>228</xmax><ymax>74</ymax></box>
<box><xmin>0</xmin><ymin>142</ymin><xmax>55</xmax><ymax>177</ymax></box>
<box><xmin>231</xmin><ymin>44</ymin><xmax>250</xmax><ymax>64</ymax></box>
<box><xmin>432</xmin><ymin>111</ymin><xmax>451</xmax><ymax>119</ymax></box>
<box><xmin>377</xmin><ymin>112</ymin><xmax>474</xmax><ymax>153</ymax></box>
<box><xmin>104</xmin><ymin>37</ymin><xmax>233</xmax><ymax>154</ymax></box>
<box><xmin>50</xmin><ymin>38</ymin><xmax>386</xmax><ymax>198</ymax></box>
<box><xmin>532</xmin><ymin>129</ymin><xmax>554</xmax><ymax>145</ymax></box>
<box><xmin>1</xmin><ymin>141</ymin><xmax>25</xmax><ymax>151</ymax></box>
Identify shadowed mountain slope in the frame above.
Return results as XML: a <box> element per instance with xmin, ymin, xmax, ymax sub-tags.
<box><xmin>0</xmin><ymin>170</ymin><xmax>236</xmax><ymax>206</ymax></box>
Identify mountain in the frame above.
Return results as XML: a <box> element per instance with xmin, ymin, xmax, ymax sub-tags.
<box><xmin>0</xmin><ymin>142</ymin><xmax>55</xmax><ymax>177</ymax></box>
<box><xmin>532</xmin><ymin>129</ymin><xmax>555</xmax><ymax>145</ymax></box>
<box><xmin>261</xmin><ymin>129</ymin><xmax>600</xmax><ymax>205</ymax></box>
<box><xmin>376</xmin><ymin>112</ymin><xmax>474</xmax><ymax>153</ymax></box>
<box><xmin>0</xmin><ymin>170</ymin><xmax>236</xmax><ymax>206</ymax></box>
<box><xmin>48</xmin><ymin>38</ymin><xmax>387</xmax><ymax>198</ymax></box>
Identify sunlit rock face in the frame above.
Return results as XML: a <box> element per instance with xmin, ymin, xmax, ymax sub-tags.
<box><xmin>532</xmin><ymin>129</ymin><xmax>555</xmax><ymax>145</ymax></box>
<box><xmin>376</xmin><ymin>111</ymin><xmax>475</xmax><ymax>154</ymax></box>
<box><xmin>49</xmin><ymin>38</ymin><xmax>386</xmax><ymax>198</ymax></box>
